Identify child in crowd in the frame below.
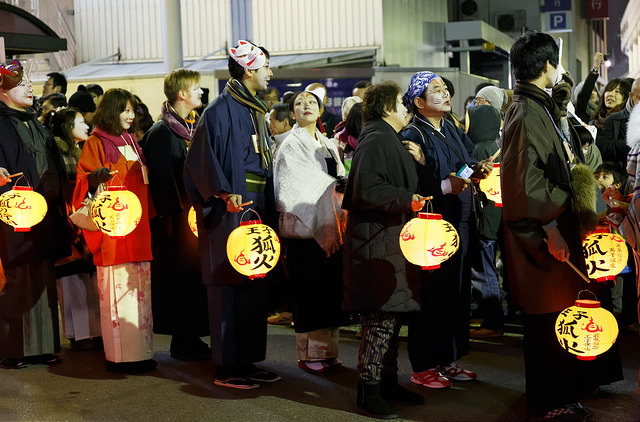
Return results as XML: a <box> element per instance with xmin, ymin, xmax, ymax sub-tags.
<box><xmin>594</xmin><ymin>161</ymin><xmax>626</xmax><ymax>193</ymax></box>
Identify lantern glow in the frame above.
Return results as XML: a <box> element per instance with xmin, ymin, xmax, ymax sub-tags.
<box><xmin>479</xmin><ymin>163</ymin><xmax>502</xmax><ymax>207</ymax></box>
<box><xmin>555</xmin><ymin>298</ymin><xmax>618</xmax><ymax>360</ymax></box>
<box><xmin>188</xmin><ymin>206</ymin><xmax>198</xmax><ymax>237</ymax></box>
<box><xmin>582</xmin><ymin>231</ymin><xmax>628</xmax><ymax>282</ymax></box>
<box><xmin>90</xmin><ymin>186</ymin><xmax>142</xmax><ymax>238</ymax></box>
<box><xmin>226</xmin><ymin>218</ymin><xmax>280</xmax><ymax>279</ymax></box>
<box><xmin>399</xmin><ymin>212</ymin><xmax>459</xmax><ymax>270</ymax></box>
<box><xmin>0</xmin><ymin>186</ymin><xmax>48</xmax><ymax>232</ymax></box>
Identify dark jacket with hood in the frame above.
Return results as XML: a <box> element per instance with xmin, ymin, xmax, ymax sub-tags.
<box><xmin>467</xmin><ymin>105</ymin><xmax>502</xmax><ymax>240</ymax></box>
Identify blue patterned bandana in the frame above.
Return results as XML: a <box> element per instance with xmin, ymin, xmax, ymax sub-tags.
<box><xmin>403</xmin><ymin>71</ymin><xmax>439</xmax><ymax>108</ymax></box>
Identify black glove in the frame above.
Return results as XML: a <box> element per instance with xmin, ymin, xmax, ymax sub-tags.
<box><xmin>88</xmin><ymin>167</ymin><xmax>113</xmax><ymax>190</ymax></box>
<box><xmin>552</xmin><ymin>72</ymin><xmax>574</xmax><ymax>117</ymax></box>
<box><xmin>335</xmin><ymin>177</ymin><xmax>347</xmax><ymax>194</ymax></box>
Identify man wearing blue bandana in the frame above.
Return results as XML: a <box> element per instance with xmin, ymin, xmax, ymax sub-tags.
<box><xmin>184</xmin><ymin>40</ymin><xmax>281</xmax><ymax>389</ymax></box>
<box><xmin>401</xmin><ymin>71</ymin><xmax>493</xmax><ymax>389</ymax></box>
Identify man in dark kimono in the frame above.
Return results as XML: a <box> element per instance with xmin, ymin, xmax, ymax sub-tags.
<box><xmin>184</xmin><ymin>41</ymin><xmax>281</xmax><ymax>389</ymax></box>
<box><xmin>401</xmin><ymin>71</ymin><xmax>492</xmax><ymax>389</ymax></box>
<box><xmin>0</xmin><ymin>60</ymin><xmax>70</xmax><ymax>369</ymax></box>
<box><xmin>142</xmin><ymin>68</ymin><xmax>210</xmax><ymax>361</ymax></box>
<box><xmin>502</xmin><ymin>31</ymin><xmax>622</xmax><ymax>420</ymax></box>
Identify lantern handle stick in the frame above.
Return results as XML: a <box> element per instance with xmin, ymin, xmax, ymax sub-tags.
<box><xmin>240</xmin><ymin>200</ymin><xmax>253</xmax><ymax>207</ymax></box>
<box><xmin>564</xmin><ymin>259</ymin><xmax>592</xmax><ymax>284</ymax></box>
<box><xmin>7</xmin><ymin>172</ymin><xmax>23</xmax><ymax>179</ymax></box>
<box><xmin>543</xmin><ymin>239</ymin><xmax>591</xmax><ymax>283</ymax></box>
<box><xmin>418</xmin><ymin>196</ymin><xmax>433</xmax><ymax>202</ymax></box>
<box><xmin>489</xmin><ymin>148</ymin><xmax>501</xmax><ymax>162</ymax></box>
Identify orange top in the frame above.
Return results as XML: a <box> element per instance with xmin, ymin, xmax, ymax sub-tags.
<box><xmin>73</xmin><ymin>134</ymin><xmax>152</xmax><ymax>267</ymax></box>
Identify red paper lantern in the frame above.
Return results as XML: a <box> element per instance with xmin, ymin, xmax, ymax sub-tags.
<box><xmin>90</xmin><ymin>186</ymin><xmax>142</xmax><ymax>238</ymax></box>
<box><xmin>0</xmin><ymin>186</ymin><xmax>48</xmax><ymax>232</ymax></box>
<box><xmin>555</xmin><ymin>297</ymin><xmax>618</xmax><ymax>360</ymax></box>
<box><xmin>399</xmin><ymin>212</ymin><xmax>459</xmax><ymax>270</ymax></box>
<box><xmin>226</xmin><ymin>214</ymin><xmax>280</xmax><ymax>279</ymax></box>
<box><xmin>479</xmin><ymin>163</ymin><xmax>502</xmax><ymax>207</ymax></box>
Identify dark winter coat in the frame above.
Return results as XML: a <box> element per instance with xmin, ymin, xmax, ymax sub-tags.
<box><xmin>0</xmin><ymin>102</ymin><xmax>70</xmax><ymax>267</ymax></box>
<box><xmin>501</xmin><ymin>82</ymin><xmax>589</xmax><ymax>314</ymax></box>
<box><xmin>467</xmin><ymin>105</ymin><xmax>502</xmax><ymax>241</ymax></box>
<box><xmin>596</xmin><ymin>107</ymin><xmax>631</xmax><ymax>166</ymax></box>
<box><xmin>342</xmin><ymin>118</ymin><xmax>426</xmax><ymax>313</ymax></box>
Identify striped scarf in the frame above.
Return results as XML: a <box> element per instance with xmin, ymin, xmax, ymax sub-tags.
<box><xmin>226</xmin><ymin>78</ymin><xmax>272</xmax><ymax>170</ymax></box>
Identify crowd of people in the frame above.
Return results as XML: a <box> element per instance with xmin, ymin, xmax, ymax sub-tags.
<box><xmin>0</xmin><ymin>32</ymin><xmax>639</xmax><ymax>421</ymax></box>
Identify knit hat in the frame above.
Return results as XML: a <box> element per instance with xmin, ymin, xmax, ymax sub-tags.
<box><xmin>475</xmin><ymin>86</ymin><xmax>507</xmax><ymax>112</ymax></box>
<box><xmin>69</xmin><ymin>85</ymin><xmax>96</xmax><ymax>113</ymax></box>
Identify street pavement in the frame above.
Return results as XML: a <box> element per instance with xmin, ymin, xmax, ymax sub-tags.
<box><xmin>0</xmin><ymin>323</ymin><xmax>638</xmax><ymax>422</ymax></box>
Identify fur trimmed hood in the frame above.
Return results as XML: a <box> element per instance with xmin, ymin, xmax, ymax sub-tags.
<box><xmin>626</xmin><ymin>105</ymin><xmax>640</xmax><ymax>149</ymax></box>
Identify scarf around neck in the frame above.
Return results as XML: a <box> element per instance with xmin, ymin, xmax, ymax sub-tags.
<box><xmin>92</xmin><ymin>126</ymin><xmax>145</xmax><ymax>165</ymax></box>
<box><xmin>160</xmin><ymin>101</ymin><xmax>197</xmax><ymax>143</ymax></box>
<box><xmin>226</xmin><ymin>78</ymin><xmax>272</xmax><ymax>170</ymax></box>
<box><xmin>514</xmin><ymin>81</ymin><xmax>562</xmax><ymax>123</ymax></box>
<box><xmin>0</xmin><ymin>100</ymin><xmax>37</xmax><ymax>121</ymax></box>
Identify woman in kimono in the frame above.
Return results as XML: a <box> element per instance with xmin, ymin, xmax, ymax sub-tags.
<box><xmin>274</xmin><ymin>90</ymin><xmax>349</xmax><ymax>372</ymax></box>
<box><xmin>73</xmin><ymin>88</ymin><xmax>154</xmax><ymax>373</ymax></box>
<box><xmin>44</xmin><ymin>107</ymin><xmax>101</xmax><ymax>350</ymax></box>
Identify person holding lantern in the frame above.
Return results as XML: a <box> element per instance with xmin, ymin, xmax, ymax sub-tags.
<box><xmin>184</xmin><ymin>40</ymin><xmax>281</xmax><ymax>390</ymax></box>
<box><xmin>0</xmin><ymin>59</ymin><xmax>71</xmax><ymax>369</ymax></box>
<box><xmin>274</xmin><ymin>90</ymin><xmax>349</xmax><ymax>373</ymax></box>
<box><xmin>342</xmin><ymin>81</ymin><xmax>433</xmax><ymax>418</ymax></box>
<box><xmin>502</xmin><ymin>31</ymin><xmax>623</xmax><ymax>421</ymax></box>
<box><xmin>400</xmin><ymin>71</ymin><xmax>493</xmax><ymax>389</ymax></box>
<box><xmin>73</xmin><ymin>88</ymin><xmax>155</xmax><ymax>373</ymax></box>
<box><xmin>141</xmin><ymin>68</ymin><xmax>210</xmax><ymax>361</ymax></box>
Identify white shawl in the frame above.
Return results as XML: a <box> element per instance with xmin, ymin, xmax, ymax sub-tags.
<box><xmin>274</xmin><ymin>124</ymin><xmax>347</xmax><ymax>255</ymax></box>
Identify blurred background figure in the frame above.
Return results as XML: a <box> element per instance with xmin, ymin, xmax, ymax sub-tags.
<box><xmin>305</xmin><ymin>82</ymin><xmax>341</xmax><ymax>137</ymax></box>
<box><xmin>69</xmin><ymin>85</ymin><xmax>97</xmax><ymax>129</ymax></box>
<box><xmin>352</xmin><ymin>80</ymin><xmax>371</xmax><ymax>99</ymax></box>
<box><xmin>39</xmin><ymin>92</ymin><xmax>67</xmax><ymax>122</ymax></box>
<box><xmin>85</xmin><ymin>83</ymin><xmax>104</xmax><ymax>108</ymax></box>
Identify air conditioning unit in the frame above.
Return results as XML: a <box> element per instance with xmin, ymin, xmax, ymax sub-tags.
<box><xmin>458</xmin><ymin>0</ymin><xmax>489</xmax><ymax>22</ymax></box>
<box><xmin>494</xmin><ymin>10</ymin><xmax>527</xmax><ymax>35</ymax></box>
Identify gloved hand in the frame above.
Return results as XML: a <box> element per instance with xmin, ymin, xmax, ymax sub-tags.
<box><xmin>552</xmin><ymin>72</ymin><xmax>574</xmax><ymax>117</ymax></box>
<box><xmin>88</xmin><ymin>167</ymin><xmax>114</xmax><ymax>190</ymax></box>
<box><xmin>335</xmin><ymin>177</ymin><xmax>347</xmax><ymax>194</ymax></box>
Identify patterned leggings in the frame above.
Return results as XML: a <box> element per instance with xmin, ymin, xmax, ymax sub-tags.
<box><xmin>358</xmin><ymin>311</ymin><xmax>405</xmax><ymax>384</ymax></box>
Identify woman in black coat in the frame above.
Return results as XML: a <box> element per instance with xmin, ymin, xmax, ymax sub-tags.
<box><xmin>342</xmin><ymin>81</ymin><xmax>432</xmax><ymax>418</ymax></box>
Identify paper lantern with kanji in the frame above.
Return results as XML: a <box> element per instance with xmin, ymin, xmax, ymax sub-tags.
<box><xmin>188</xmin><ymin>206</ymin><xmax>198</xmax><ymax>237</ymax></box>
<box><xmin>582</xmin><ymin>231</ymin><xmax>628</xmax><ymax>282</ymax></box>
<box><xmin>479</xmin><ymin>163</ymin><xmax>502</xmax><ymax>207</ymax></box>
<box><xmin>90</xmin><ymin>186</ymin><xmax>142</xmax><ymax>238</ymax></box>
<box><xmin>226</xmin><ymin>217</ymin><xmax>280</xmax><ymax>279</ymax></box>
<box><xmin>555</xmin><ymin>298</ymin><xmax>618</xmax><ymax>360</ymax></box>
<box><xmin>399</xmin><ymin>212</ymin><xmax>459</xmax><ymax>270</ymax></box>
<box><xmin>0</xmin><ymin>186</ymin><xmax>47</xmax><ymax>232</ymax></box>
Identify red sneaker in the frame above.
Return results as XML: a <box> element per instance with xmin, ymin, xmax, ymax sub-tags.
<box><xmin>410</xmin><ymin>369</ymin><xmax>452</xmax><ymax>389</ymax></box>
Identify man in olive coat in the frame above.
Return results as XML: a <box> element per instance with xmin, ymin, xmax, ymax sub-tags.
<box><xmin>502</xmin><ymin>31</ymin><xmax>622</xmax><ymax>420</ymax></box>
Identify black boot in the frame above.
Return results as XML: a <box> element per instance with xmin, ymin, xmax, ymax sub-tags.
<box><xmin>381</xmin><ymin>373</ymin><xmax>424</xmax><ymax>405</ymax></box>
<box><xmin>356</xmin><ymin>383</ymin><xmax>399</xmax><ymax>419</ymax></box>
